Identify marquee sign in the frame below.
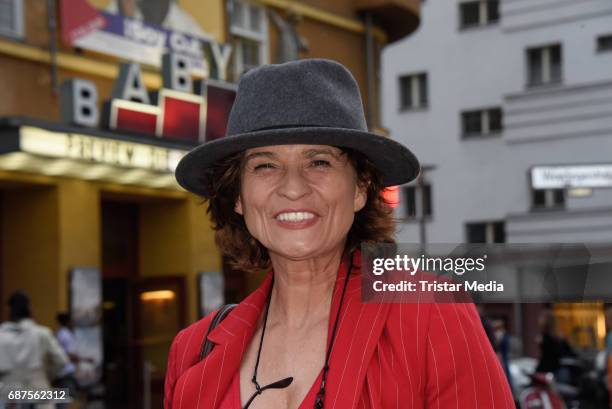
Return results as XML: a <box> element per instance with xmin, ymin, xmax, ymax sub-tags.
<box><xmin>60</xmin><ymin>53</ymin><xmax>236</xmax><ymax>144</ymax></box>
<box><xmin>19</xmin><ymin>126</ymin><xmax>185</xmax><ymax>173</ymax></box>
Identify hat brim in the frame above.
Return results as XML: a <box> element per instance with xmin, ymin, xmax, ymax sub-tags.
<box><xmin>175</xmin><ymin>126</ymin><xmax>421</xmax><ymax>196</ymax></box>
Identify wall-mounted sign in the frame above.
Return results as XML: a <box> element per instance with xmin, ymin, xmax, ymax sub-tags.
<box><xmin>531</xmin><ymin>164</ymin><xmax>612</xmax><ymax>189</ymax></box>
<box><xmin>60</xmin><ymin>0</ymin><xmax>232</xmax><ymax>79</ymax></box>
<box><xmin>60</xmin><ymin>55</ymin><xmax>236</xmax><ymax>143</ymax></box>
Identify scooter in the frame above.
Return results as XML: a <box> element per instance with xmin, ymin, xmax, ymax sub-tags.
<box><xmin>510</xmin><ymin>358</ymin><xmax>578</xmax><ymax>409</ymax></box>
<box><xmin>518</xmin><ymin>372</ymin><xmax>571</xmax><ymax>409</ymax></box>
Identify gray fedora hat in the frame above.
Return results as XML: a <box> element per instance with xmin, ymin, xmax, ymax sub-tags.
<box><xmin>175</xmin><ymin>58</ymin><xmax>420</xmax><ymax>196</ymax></box>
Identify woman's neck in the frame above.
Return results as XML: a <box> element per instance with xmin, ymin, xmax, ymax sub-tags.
<box><xmin>267</xmin><ymin>248</ymin><xmax>345</xmax><ymax>330</ymax></box>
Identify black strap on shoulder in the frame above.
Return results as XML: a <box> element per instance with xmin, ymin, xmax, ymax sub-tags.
<box><xmin>198</xmin><ymin>304</ymin><xmax>237</xmax><ymax>361</ymax></box>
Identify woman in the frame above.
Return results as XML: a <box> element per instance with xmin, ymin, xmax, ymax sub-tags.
<box><xmin>165</xmin><ymin>59</ymin><xmax>514</xmax><ymax>409</ymax></box>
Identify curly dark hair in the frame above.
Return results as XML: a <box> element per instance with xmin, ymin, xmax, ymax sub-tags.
<box><xmin>202</xmin><ymin>147</ymin><xmax>396</xmax><ymax>273</ymax></box>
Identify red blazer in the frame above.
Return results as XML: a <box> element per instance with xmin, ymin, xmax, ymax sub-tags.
<box><xmin>165</xmin><ymin>251</ymin><xmax>515</xmax><ymax>408</ymax></box>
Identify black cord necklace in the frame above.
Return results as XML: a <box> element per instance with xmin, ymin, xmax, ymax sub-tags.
<box><xmin>242</xmin><ymin>253</ymin><xmax>354</xmax><ymax>409</ymax></box>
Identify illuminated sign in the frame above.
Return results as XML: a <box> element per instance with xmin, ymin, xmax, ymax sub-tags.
<box><xmin>20</xmin><ymin>126</ymin><xmax>187</xmax><ymax>173</ymax></box>
<box><xmin>531</xmin><ymin>164</ymin><xmax>612</xmax><ymax>189</ymax></box>
<box><xmin>60</xmin><ymin>53</ymin><xmax>236</xmax><ymax>144</ymax></box>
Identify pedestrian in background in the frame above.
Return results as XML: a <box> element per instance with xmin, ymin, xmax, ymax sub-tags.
<box><xmin>476</xmin><ymin>303</ymin><xmax>498</xmax><ymax>352</ymax></box>
<box><xmin>535</xmin><ymin>309</ymin><xmax>575</xmax><ymax>385</ymax></box>
<box><xmin>0</xmin><ymin>291</ymin><xmax>68</xmax><ymax>409</ymax></box>
<box><xmin>54</xmin><ymin>313</ymin><xmax>80</xmax><ymax>408</ymax></box>
<box><xmin>493</xmin><ymin>318</ymin><xmax>513</xmax><ymax>389</ymax></box>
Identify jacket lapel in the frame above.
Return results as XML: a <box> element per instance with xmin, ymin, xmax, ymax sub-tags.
<box><xmin>323</xmin><ymin>250</ymin><xmax>392</xmax><ymax>409</ymax></box>
<box><xmin>174</xmin><ymin>272</ymin><xmax>273</xmax><ymax>409</ymax></box>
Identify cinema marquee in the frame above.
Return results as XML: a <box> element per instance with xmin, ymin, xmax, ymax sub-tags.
<box><xmin>0</xmin><ymin>53</ymin><xmax>236</xmax><ymax>190</ymax></box>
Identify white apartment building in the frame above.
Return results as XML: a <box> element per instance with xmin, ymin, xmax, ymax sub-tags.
<box><xmin>382</xmin><ymin>0</ymin><xmax>612</xmax><ymax>353</ymax></box>
<box><xmin>384</xmin><ymin>0</ymin><xmax>612</xmax><ymax>245</ymax></box>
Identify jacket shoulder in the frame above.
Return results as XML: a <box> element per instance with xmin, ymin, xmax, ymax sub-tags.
<box><xmin>164</xmin><ymin>309</ymin><xmax>221</xmax><ymax>409</ymax></box>
<box><xmin>168</xmin><ymin>310</ymin><xmax>219</xmax><ymax>375</ymax></box>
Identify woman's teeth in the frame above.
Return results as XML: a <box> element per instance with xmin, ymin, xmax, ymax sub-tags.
<box><xmin>277</xmin><ymin>212</ymin><xmax>315</xmax><ymax>222</ymax></box>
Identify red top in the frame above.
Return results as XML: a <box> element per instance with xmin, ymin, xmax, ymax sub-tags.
<box><xmin>218</xmin><ymin>369</ymin><xmax>324</xmax><ymax>409</ymax></box>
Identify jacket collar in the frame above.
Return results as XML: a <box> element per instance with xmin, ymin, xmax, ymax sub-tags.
<box><xmin>175</xmin><ymin>249</ymin><xmax>392</xmax><ymax>409</ymax></box>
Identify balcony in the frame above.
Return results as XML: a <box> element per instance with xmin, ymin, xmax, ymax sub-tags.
<box><xmin>355</xmin><ymin>0</ymin><xmax>420</xmax><ymax>42</ymax></box>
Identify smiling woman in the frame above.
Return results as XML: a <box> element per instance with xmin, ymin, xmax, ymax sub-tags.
<box><xmin>164</xmin><ymin>59</ymin><xmax>515</xmax><ymax>409</ymax></box>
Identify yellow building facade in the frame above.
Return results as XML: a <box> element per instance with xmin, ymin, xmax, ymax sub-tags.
<box><xmin>0</xmin><ymin>0</ymin><xmax>419</xmax><ymax>406</ymax></box>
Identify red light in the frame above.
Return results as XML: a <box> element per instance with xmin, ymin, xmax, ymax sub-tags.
<box><xmin>383</xmin><ymin>186</ymin><xmax>399</xmax><ymax>208</ymax></box>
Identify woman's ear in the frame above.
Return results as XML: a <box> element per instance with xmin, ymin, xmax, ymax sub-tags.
<box><xmin>354</xmin><ymin>183</ymin><xmax>367</xmax><ymax>212</ymax></box>
<box><xmin>235</xmin><ymin>196</ymin><xmax>243</xmax><ymax>215</ymax></box>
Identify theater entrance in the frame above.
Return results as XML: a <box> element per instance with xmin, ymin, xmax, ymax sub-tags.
<box><xmin>101</xmin><ymin>199</ymin><xmax>186</xmax><ymax>409</ymax></box>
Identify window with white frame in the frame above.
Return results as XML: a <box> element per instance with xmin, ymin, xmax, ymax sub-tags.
<box><xmin>466</xmin><ymin>221</ymin><xmax>505</xmax><ymax>243</ymax></box>
<box><xmin>527</xmin><ymin>44</ymin><xmax>562</xmax><ymax>87</ymax></box>
<box><xmin>459</xmin><ymin>0</ymin><xmax>499</xmax><ymax>29</ymax></box>
<box><xmin>0</xmin><ymin>0</ymin><xmax>24</xmax><ymax>39</ymax></box>
<box><xmin>399</xmin><ymin>73</ymin><xmax>428</xmax><ymax>110</ymax></box>
<box><xmin>461</xmin><ymin>107</ymin><xmax>503</xmax><ymax>138</ymax></box>
<box><xmin>228</xmin><ymin>0</ymin><xmax>268</xmax><ymax>80</ymax></box>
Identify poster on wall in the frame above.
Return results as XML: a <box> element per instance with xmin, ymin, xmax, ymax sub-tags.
<box><xmin>70</xmin><ymin>267</ymin><xmax>102</xmax><ymax>326</ymax></box>
<box><xmin>70</xmin><ymin>267</ymin><xmax>104</xmax><ymax>387</ymax></box>
<box><xmin>73</xmin><ymin>326</ymin><xmax>104</xmax><ymax>388</ymax></box>
<box><xmin>198</xmin><ymin>272</ymin><xmax>225</xmax><ymax>317</ymax></box>
<box><xmin>60</xmin><ymin>0</ymin><xmax>232</xmax><ymax>78</ymax></box>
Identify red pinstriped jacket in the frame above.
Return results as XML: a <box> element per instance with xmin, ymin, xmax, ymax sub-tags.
<box><xmin>164</xmin><ymin>251</ymin><xmax>515</xmax><ymax>409</ymax></box>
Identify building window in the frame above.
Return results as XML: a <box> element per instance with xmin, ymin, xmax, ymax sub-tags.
<box><xmin>532</xmin><ymin>188</ymin><xmax>565</xmax><ymax>210</ymax></box>
<box><xmin>466</xmin><ymin>221</ymin><xmax>505</xmax><ymax>243</ymax></box>
<box><xmin>228</xmin><ymin>0</ymin><xmax>268</xmax><ymax>80</ymax></box>
<box><xmin>597</xmin><ymin>34</ymin><xmax>612</xmax><ymax>53</ymax></box>
<box><xmin>527</xmin><ymin>44</ymin><xmax>562</xmax><ymax>87</ymax></box>
<box><xmin>399</xmin><ymin>73</ymin><xmax>428</xmax><ymax>110</ymax></box>
<box><xmin>461</xmin><ymin>107</ymin><xmax>503</xmax><ymax>138</ymax></box>
<box><xmin>0</xmin><ymin>0</ymin><xmax>24</xmax><ymax>39</ymax></box>
<box><xmin>403</xmin><ymin>184</ymin><xmax>432</xmax><ymax>219</ymax></box>
<box><xmin>459</xmin><ymin>0</ymin><xmax>499</xmax><ymax>29</ymax></box>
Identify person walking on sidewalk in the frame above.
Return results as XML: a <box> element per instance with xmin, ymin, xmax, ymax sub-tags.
<box><xmin>0</xmin><ymin>291</ymin><xmax>69</xmax><ymax>409</ymax></box>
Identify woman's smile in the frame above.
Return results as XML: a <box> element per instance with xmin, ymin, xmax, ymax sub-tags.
<box><xmin>274</xmin><ymin>209</ymin><xmax>320</xmax><ymax>229</ymax></box>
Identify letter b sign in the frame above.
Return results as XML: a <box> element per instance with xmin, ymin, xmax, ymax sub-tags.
<box><xmin>60</xmin><ymin>79</ymin><xmax>99</xmax><ymax>127</ymax></box>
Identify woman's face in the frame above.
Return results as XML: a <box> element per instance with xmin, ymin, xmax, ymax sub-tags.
<box><xmin>235</xmin><ymin>144</ymin><xmax>367</xmax><ymax>261</ymax></box>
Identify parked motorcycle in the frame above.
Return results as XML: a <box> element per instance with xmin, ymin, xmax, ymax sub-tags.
<box><xmin>510</xmin><ymin>352</ymin><xmax>609</xmax><ymax>409</ymax></box>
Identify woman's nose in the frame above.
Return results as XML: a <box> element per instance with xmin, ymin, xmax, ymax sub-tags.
<box><xmin>276</xmin><ymin>167</ymin><xmax>311</xmax><ymax>200</ymax></box>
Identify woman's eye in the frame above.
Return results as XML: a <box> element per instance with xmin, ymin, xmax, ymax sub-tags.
<box><xmin>253</xmin><ymin>163</ymin><xmax>276</xmax><ymax>171</ymax></box>
<box><xmin>311</xmin><ymin>159</ymin><xmax>331</xmax><ymax>167</ymax></box>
